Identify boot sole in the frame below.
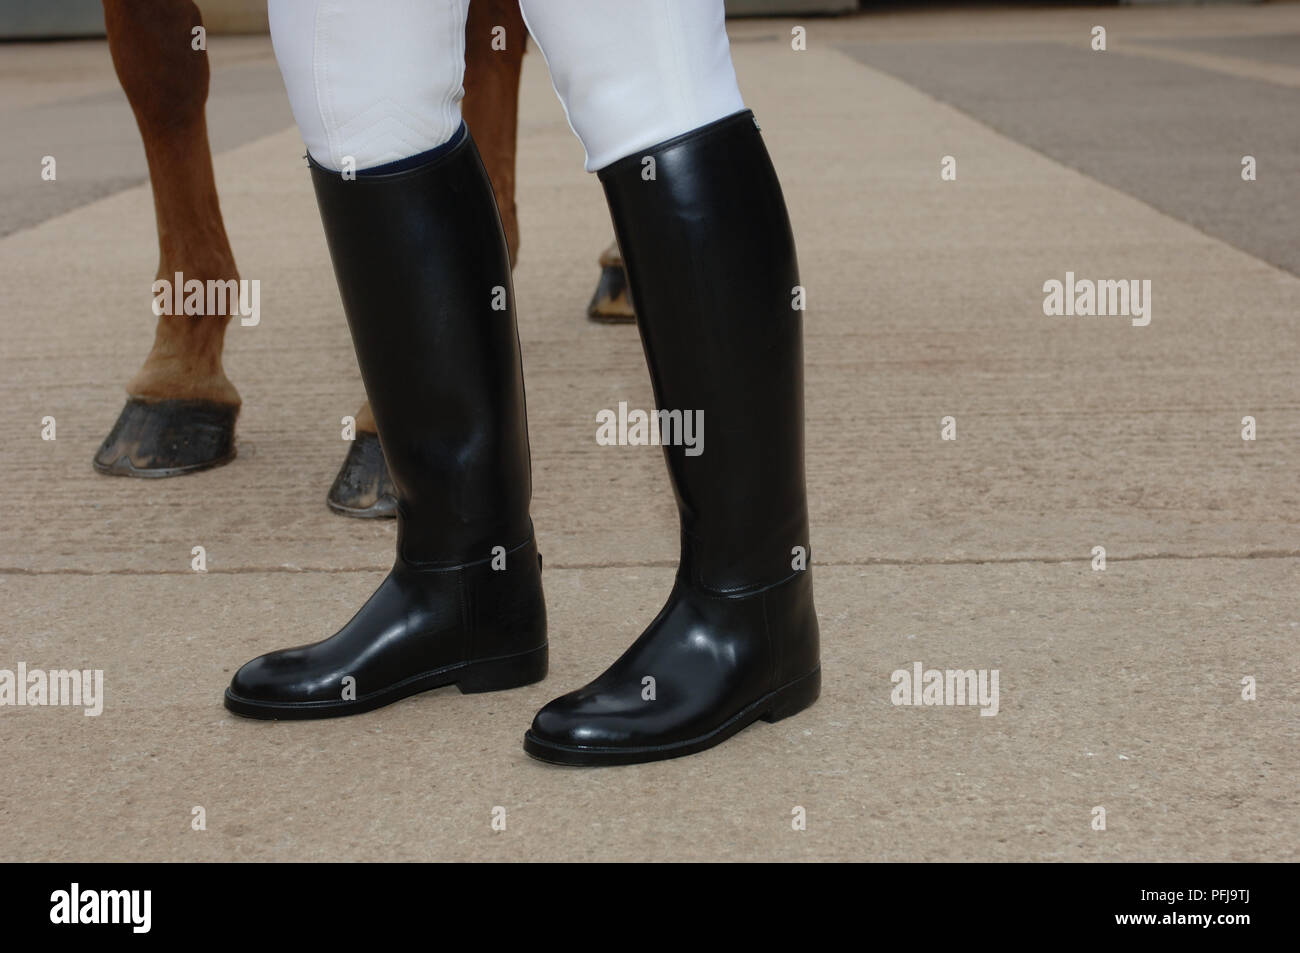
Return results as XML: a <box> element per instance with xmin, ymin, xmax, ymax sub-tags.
<box><xmin>522</xmin><ymin>666</ymin><xmax>820</xmax><ymax>767</ymax></box>
<box><xmin>223</xmin><ymin>643</ymin><xmax>547</xmax><ymax>720</ymax></box>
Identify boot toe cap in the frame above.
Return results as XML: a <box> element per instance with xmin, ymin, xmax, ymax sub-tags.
<box><xmin>530</xmin><ymin>694</ymin><xmax>629</xmax><ymax>749</ymax></box>
<box><xmin>226</xmin><ymin>654</ymin><xmax>283</xmax><ymax>704</ymax></box>
<box><xmin>226</xmin><ymin>648</ymin><xmax>331</xmax><ymax>706</ymax></box>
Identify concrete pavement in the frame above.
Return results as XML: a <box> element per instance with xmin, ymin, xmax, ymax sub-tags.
<box><xmin>1</xmin><ymin>5</ymin><xmax>1296</xmax><ymax>861</ymax></box>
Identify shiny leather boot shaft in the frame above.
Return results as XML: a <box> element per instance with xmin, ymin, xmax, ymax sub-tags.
<box><xmin>226</xmin><ymin>132</ymin><xmax>546</xmax><ymax>719</ymax></box>
<box><xmin>526</xmin><ymin>111</ymin><xmax>819</xmax><ymax>764</ymax></box>
<box><xmin>311</xmin><ymin>132</ymin><xmax>534</xmax><ymax>567</ymax></box>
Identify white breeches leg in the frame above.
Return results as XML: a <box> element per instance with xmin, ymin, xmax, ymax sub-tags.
<box><xmin>268</xmin><ymin>0</ymin><xmax>745</xmax><ymax>173</ymax></box>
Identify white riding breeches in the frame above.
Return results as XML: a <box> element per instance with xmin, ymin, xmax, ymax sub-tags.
<box><xmin>268</xmin><ymin>0</ymin><xmax>746</xmax><ymax>173</ymax></box>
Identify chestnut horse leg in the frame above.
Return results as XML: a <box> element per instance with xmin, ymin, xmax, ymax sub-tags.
<box><xmin>463</xmin><ymin>0</ymin><xmax>525</xmax><ymax>268</ymax></box>
<box><xmin>95</xmin><ymin>0</ymin><xmax>241</xmax><ymax>477</ymax></box>
<box><xmin>587</xmin><ymin>240</ymin><xmax>635</xmax><ymax>323</ymax></box>
<box><xmin>326</xmin><ymin>0</ymin><xmax>528</xmax><ymax>517</ymax></box>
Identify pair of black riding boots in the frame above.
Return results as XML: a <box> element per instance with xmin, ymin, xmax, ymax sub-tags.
<box><xmin>224</xmin><ymin>112</ymin><xmax>820</xmax><ymax>766</ymax></box>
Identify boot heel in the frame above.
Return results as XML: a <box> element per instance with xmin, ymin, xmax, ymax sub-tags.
<box><xmin>458</xmin><ymin>643</ymin><xmax>548</xmax><ymax>694</ymax></box>
<box><xmin>761</xmin><ymin>666</ymin><xmax>821</xmax><ymax>723</ymax></box>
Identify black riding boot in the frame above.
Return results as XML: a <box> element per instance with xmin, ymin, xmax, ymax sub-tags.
<box><xmin>524</xmin><ymin>111</ymin><xmax>819</xmax><ymax>764</ymax></box>
<box><xmin>225</xmin><ymin>131</ymin><xmax>546</xmax><ymax>718</ymax></box>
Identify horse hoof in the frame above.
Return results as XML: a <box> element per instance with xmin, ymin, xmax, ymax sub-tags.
<box><xmin>326</xmin><ymin>431</ymin><xmax>397</xmax><ymax>519</ymax></box>
<box><xmin>93</xmin><ymin>397</ymin><xmax>238</xmax><ymax>477</ymax></box>
<box><xmin>586</xmin><ymin>259</ymin><xmax>636</xmax><ymax>324</ymax></box>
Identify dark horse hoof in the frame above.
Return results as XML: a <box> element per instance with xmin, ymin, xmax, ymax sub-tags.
<box><xmin>586</xmin><ymin>251</ymin><xmax>636</xmax><ymax>324</ymax></box>
<box><xmin>326</xmin><ymin>431</ymin><xmax>397</xmax><ymax>519</ymax></box>
<box><xmin>93</xmin><ymin>397</ymin><xmax>237</xmax><ymax>477</ymax></box>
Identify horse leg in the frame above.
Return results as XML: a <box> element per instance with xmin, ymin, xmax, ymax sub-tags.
<box><xmin>326</xmin><ymin>0</ymin><xmax>527</xmax><ymax>518</ymax></box>
<box><xmin>463</xmin><ymin>0</ymin><xmax>525</xmax><ymax>267</ymax></box>
<box><xmin>587</xmin><ymin>240</ymin><xmax>635</xmax><ymax>323</ymax></box>
<box><xmin>95</xmin><ymin>0</ymin><xmax>241</xmax><ymax>477</ymax></box>
<box><xmin>325</xmin><ymin>399</ymin><xmax>398</xmax><ymax>518</ymax></box>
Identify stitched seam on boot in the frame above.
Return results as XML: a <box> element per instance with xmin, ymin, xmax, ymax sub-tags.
<box><xmin>457</xmin><ymin>567</ymin><xmax>472</xmax><ymax>663</ymax></box>
<box><xmin>762</xmin><ymin>589</ymin><xmax>778</xmax><ymax>693</ymax></box>
<box><xmin>402</xmin><ymin>534</ymin><xmax>533</xmax><ymax>573</ymax></box>
<box><xmin>694</xmin><ymin>565</ymin><xmax>806</xmax><ymax>600</ymax></box>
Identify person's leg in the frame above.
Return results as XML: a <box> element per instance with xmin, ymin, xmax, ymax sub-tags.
<box><xmin>518</xmin><ymin>0</ymin><xmax>744</xmax><ymax>172</ymax></box>
<box><xmin>268</xmin><ymin>0</ymin><xmax>467</xmax><ymax>173</ymax></box>
<box><xmin>520</xmin><ymin>0</ymin><xmax>820</xmax><ymax>764</ymax></box>
<box><xmin>224</xmin><ymin>0</ymin><xmax>546</xmax><ymax>718</ymax></box>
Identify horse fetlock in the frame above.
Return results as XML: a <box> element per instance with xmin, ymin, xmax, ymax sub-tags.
<box><xmin>129</xmin><ymin>311</ymin><xmax>240</xmax><ymax>405</ymax></box>
<box><xmin>128</xmin><ymin>356</ymin><xmax>239</xmax><ymax>407</ymax></box>
<box><xmin>354</xmin><ymin>401</ymin><xmax>377</xmax><ymax>434</ymax></box>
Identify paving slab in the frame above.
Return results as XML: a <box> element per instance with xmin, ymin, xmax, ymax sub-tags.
<box><xmin>0</xmin><ymin>558</ymin><xmax>1293</xmax><ymax>862</ymax></box>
